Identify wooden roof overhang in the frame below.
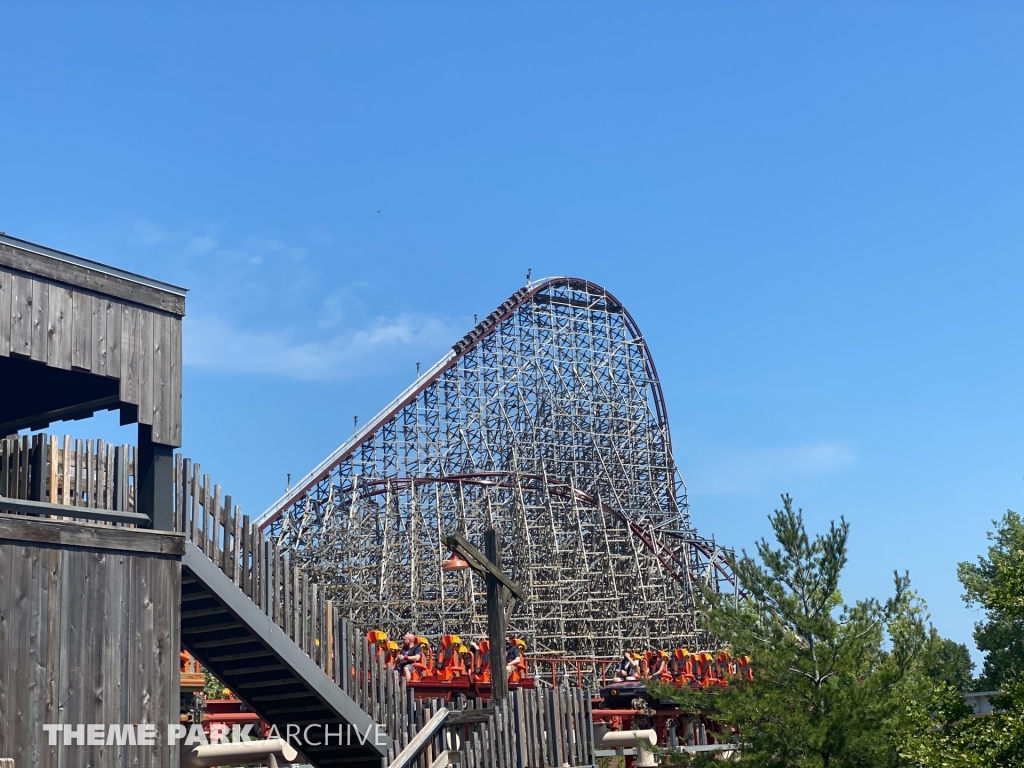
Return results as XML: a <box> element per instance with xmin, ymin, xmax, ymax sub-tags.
<box><xmin>0</xmin><ymin>234</ymin><xmax>186</xmax><ymax>447</ymax></box>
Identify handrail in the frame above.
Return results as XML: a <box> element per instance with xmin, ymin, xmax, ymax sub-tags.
<box><xmin>387</xmin><ymin>708</ymin><xmax>449</xmax><ymax>768</ymax></box>
<box><xmin>0</xmin><ymin>494</ymin><xmax>149</xmax><ymax>526</ymax></box>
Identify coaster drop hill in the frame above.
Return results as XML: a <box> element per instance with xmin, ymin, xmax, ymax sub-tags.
<box><xmin>259</xmin><ymin>277</ymin><xmax>738</xmax><ymax>662</ymax></box>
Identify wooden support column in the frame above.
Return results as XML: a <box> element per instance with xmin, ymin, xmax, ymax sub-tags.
<box><xmin>137</xmin><ymin>423</ymin><xmax>174</xmax><ymax>530</ymax></box>
<box><xmin>485</xmin><ymin>528</ymin><xmax>509</xmax><ymax>702</ymax></box>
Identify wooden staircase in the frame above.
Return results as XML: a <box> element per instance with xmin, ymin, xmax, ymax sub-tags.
<box><xmin>181</xmin><ymin>542</ymin><xmax>389</xmax><ymax>767</ymax></box>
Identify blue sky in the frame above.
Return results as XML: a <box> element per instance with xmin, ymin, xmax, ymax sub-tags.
<box><xmin>2</xmin><ymin>3</ymin><xmax>1022</xmax><ymax>661</ymax></box>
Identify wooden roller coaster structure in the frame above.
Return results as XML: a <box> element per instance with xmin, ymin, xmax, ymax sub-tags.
<box><xmin>259</xmin><ymin>277</ymin><xmax>738</xmax><ymax>665</ymax></box>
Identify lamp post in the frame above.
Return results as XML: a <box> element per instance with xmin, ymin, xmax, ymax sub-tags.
<box><xmin>442</xmin><ymin>529</ymin><xmax>528</xmax><ymax>702</ymax></box>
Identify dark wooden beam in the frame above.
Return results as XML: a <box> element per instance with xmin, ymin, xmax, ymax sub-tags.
<box><xmin>0</xmin><ymin>512</ymin><xmax>184</xmax><ymax>555</ymax></box>
<box><xmin>485</xmin><ymin>528</ymin><xmax>508</xmax><ymax>701</ymax></box>
<box><xmin>443</xmin><ymin>532</ymin><xmax>528</xmax><ymax>603</ymax></box>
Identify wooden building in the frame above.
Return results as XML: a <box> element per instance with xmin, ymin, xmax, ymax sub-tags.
<box><xmin>0</xmin><ymin>515</ymin><xmax>183</xmax><ymax>768</ymax></box>
<box><xmin>0</xmin><ymin>234</ymin><xmax>185</xmax><ymax>529</ymax></box>
<box><xmin>0</xmin><ymin>236</ymin><xmax>187</xmax><ymax>767</ymax></box>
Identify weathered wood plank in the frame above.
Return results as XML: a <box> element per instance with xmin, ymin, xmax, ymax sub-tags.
<box><xmin>105</xmin><ymin>298</ymin><xmax>122</xmax><ymax>378</ymax></box>
<box><xmin>119</xmin><ymin>303</ymin><xmax>140</xmax><ymax>404</ymax></box>
<box><xmin>131</xmin><ymin>547</ymin><xmax>179</xmax><ymax>768</ymax></box>
<box><xmin>241</xmin><ymin>514</ymin><xmax>251</xmax><ymax>597</ymax></box>
<box><xmin>150</xmin><ymin>312</ymin><xmax>169</xmax><ymax>442</ymax></box>
<box><xmin>85</xmin><ymin>438</ymin><xmax>95</xmax><ymax>508</ymax></box>
<box><xmin>46</xmin><ymin>284</ymin><xmax>73</xmax><ymax>370</ymax></box>
<box><xmin>105</xmin><ymin>441</ymin><xmax>115</xmax><ymax>511</ymax></box>
<box><xmin>9</xmin><ymin>541</ymin><xmax>46</xmax><ymax>767</ymax></box>
<box><xmin>212</xmin><ymin>483</ymin><xmax>222</xmax><ymax>566</ymax></box>
<box><xmin>0</xmin><ymin>514</ymin><xmax>185</xmax><ymax>556</ymax></box>
<box><xmin>41</xmin><ymin>545</ymin><xmax>60</xmax><ymax>768</ymax></box>
<box><xmin>56</xmin><ymin>544</ymin><xmax>88</xmax><ymax>766</ymax></box>
<box><xmin>91</xmin><ymin>289</ymin><xmax>107</xmax><ymax>375</ymax></box>
<box><xmin>0</xmin><ymin>267</ymin><xmax>11</xmax><ymax>356</ymax></box>
<box><xmin>177</xmin><ymin>456</ymin><xmax>188</xmax><ymax>534</ymax></box>
<box><xmin>271</xmin><ymin>540</ymin><xmax>280</xmax><ymax>626</ymax></box>
<box><xmin>137</xmin><ymin>307</ymin><xmax>155</xmax><ymax>428</ymax></box>
<box><xmin>18</xmin><ymin>435</ymin><xmax>29</xmax><ymax>499</ymax></box>
<box><xmin>71</xmin><ymin>289</ymin><xmax>93</xmax><ymax>370</ymax></box>
<box><xmin>29</xmin><ymin>276</ymin><xmax>49</xmax><ymax>363</ymax></box>
<box><xmin>221</xmin><ymin>498</ymin><xmax>231</xmax><ymax>577</ymax></box>
<box><xmin>0</xmin><ymin>542</ymin><xmax>11</xmax><ymax>760</ymax></box>
<box><xmin>73</xmin><ymin>438</ymin><xmax>83</xmax><ymax>506</ymax></box>
<box><xmin>189</xmin><ymin>462</ymin><xmax>200</xmax><ymax>546</ymax></box>
<box><xmin>167</xmin><ymin>317</ymin><xmax>182</xmax><ymax>446</ymax></box>
<box><xmin>96</xmin><ymin>439</ymin><xmax>107</xmax><ymax>510</ymax></box>
<box><xmin>283</xmin><ymin>554</ymin><xmax>292</xmax><ymax>640</ymax></box>
<box><xmin>202</xmin><ymin>474</ymin><xmax>213</xmax><ymax>559</ymax></box>
<box><xmin>61</xmin><ymin>436</ymin><xmax>71</xmax><ymax>506</ymax></box>
<box><xmin>97</xmin><ymin>548</ymin><xmax>127</xmax><ymax>766</ymax></box>
<box><xmin>231</xmin><ymin>505</ymin><xmax>241</xmax><ymax>586</ymax></box>
<box><xmin>46</xmin><ymin>436</ymin><xmax>58</xmax><ymax>503</ymax></box>
<box><xmin>10</xmin><ymin>273</ymin><xmax>32</xmax><ymax>357</ymax></box>
<box><xmin>115</xmin><ymin>444</ymin><xmax>128</xmax><ymax>512</ymax></box>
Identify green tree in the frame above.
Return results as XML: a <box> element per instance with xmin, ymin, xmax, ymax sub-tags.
<box><xmin>653</xmin><ymin>495</ymin><xmax>931</xmax><ymax>768</ymax></box>
<box><xmin>959</xmin><ymin>510</ymin><xmax>1024</xmax><ymax>691</ymax></box>
<box><xmin>924</xmin><ymin>632</ymin><xmax>975</xmax><ymax>694</ymax></box>
<box><xmin>899</xmin><ymin>511</ymin><xmax>1024</xmax><ymax>766</ymax></box>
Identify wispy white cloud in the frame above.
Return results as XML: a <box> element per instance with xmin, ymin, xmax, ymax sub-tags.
<box><xmin>186</xmin><ymin>235</ymin><xmax>219</xmax><ymax>255</ymax></box>
<box><xmin>693</xmin><ymin>442</ymin><xmax>856</xmax><ymax>495</ymax></box>
<box><xmin>133</xmin><ymin>219</ymin><xmax>173</xmax><ymax>246</ymax></box>
<box><xmin>123</xmin><ymin>219</ymin><xmax>465</xmax><ymax>381</ymax></box>
<box><xmin>183</xmin><ymin>312</ymin><xmax>462</xmax><ymax>380</ymax></box>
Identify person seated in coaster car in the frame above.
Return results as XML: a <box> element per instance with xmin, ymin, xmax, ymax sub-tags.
<box><xmin>613</xmin><ymin>651</ymin><xmax>641</xmax><ymax>682</ymax></box>
<box><xmin>507</xmin><ymin>638</ymin><xmax>528</xmax><ymax>682</ymax></box>
<box><xmin>396</xmin><ymin>632</ymin><xmax>423</xmax><ymax>682</ymax></box>
<box><xmin>648</xmin><ymin>650</ymin><xmax>671</xmax><ymax>682</ymax></box>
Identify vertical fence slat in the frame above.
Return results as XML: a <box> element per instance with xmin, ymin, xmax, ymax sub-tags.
<box><xmin>104</xmin><ymin>440</ymin><xmax>114</xmax><ymax>510</ymax></box>
<box><xmin>241</xmin><ymin>515</ymin><xmax>251</xmax><ymax>597</ymax></box>
<box><xmin>46</xmin><ymin>435</ymin><xmax>58</xmax><ymax>503</ymax></box>
<box><xmin>190</xmin><ymin>463</ymin><xmax>201</xmax><ymax>543</ymax></box>
<box><xmin>219</xmin><ymin>492</ymin><xmax>231</xmax><ymax>573</ymax></box>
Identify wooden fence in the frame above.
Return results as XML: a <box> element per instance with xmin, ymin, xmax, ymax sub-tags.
<box><xmin>173</xmin><ymin>455</ymin><xmax>338</xmax><ymax>676</ymax></box>
<box><xmin>439</xmin><ymin>688</ymin><xmax>595</xmax><ymax>768</ymax></box>
<box><xmin>2</xmin><ymin>435</ymin><xmax>598</xmax><ymax>767</ymax></box>
<box><xmin>334</xmin><ymin>617</ymin><xmax>595</xmax><ymax>768</ymax></box>
<box><xmin>0</xmin><ymin>433</ymin><xmax>136</xmax><ymax>511</ymax></box>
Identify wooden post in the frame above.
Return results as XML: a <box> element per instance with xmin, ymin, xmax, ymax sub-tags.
<box><xmin>136</xmin><ymin>423</ymin><xmax>174</xmax><ymax>529</ymax></box>
<box><xmin>485</xmin><ymin>528</ymin><xmax>508</xmax><ymax>702</ymax></box>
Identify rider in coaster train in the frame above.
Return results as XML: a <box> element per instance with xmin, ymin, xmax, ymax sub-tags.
<box><xmin>396</xmin><ymin>633</ymin><xmax>422</xmax><ymax>682</ymax></box>
<box><xmin>505</xmin><ymin>636</ymin><xmax>521</xmax><ymax>678</ymax></box>
<box><xmin>613</xmin><ymin>651</ymin><xmax>640</xmax><ymax>682</ymax></box>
